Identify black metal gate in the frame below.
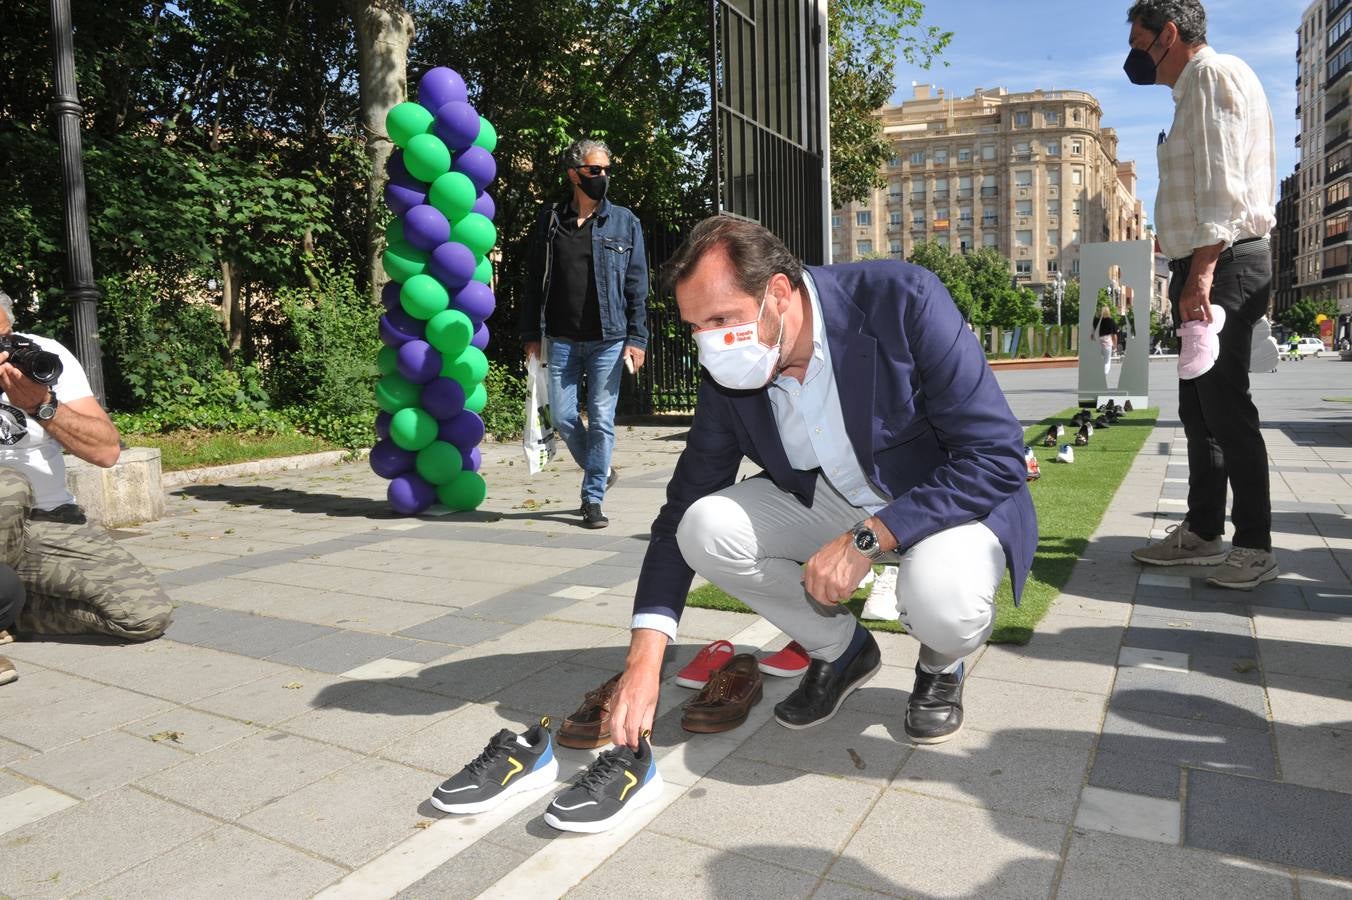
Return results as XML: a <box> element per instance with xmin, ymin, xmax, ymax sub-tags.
<box><xmin>621</xmin><ymin>0</ymin><xmax>828</xmax><ymax>416</ymax></box>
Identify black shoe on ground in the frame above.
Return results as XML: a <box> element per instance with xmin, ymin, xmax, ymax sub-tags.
<box><xmin>904</xmin><ymin>662</ymin><xmax>965</xmax><ymax>744</ymax></box>
<box><xmin>773</xmin><ymin>631</ymin><xmax>881</xmax><ymax>729</ymax></box>
<box><xmin>1075</xmin><ymin>424</ymin><xmax>1090</xmax><ymax>446</ymax></box>
<box><xmin>430</xmin><ymin>717</ymin><xmax>559</xmax><ymax>814</ymax></box>
<box><xmin>543</xmin><ymin>731</ymin><xmax>664</xmax><ymax>833</ymax></box>
<box><xmin>582</xmin><ymin>502</ymin><xmax>609</xmax><ymax>529</ymax></box>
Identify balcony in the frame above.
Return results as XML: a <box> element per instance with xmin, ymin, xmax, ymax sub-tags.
<box><xmin>933</xmin><ymin>190</ymin><xmax>950</xmax><ymax>201</ymax></box>
<box><xmin>1327</xmin><ymin>156</ymin><xmax>1351</xmax><ymax>181</ymax></box>
<box><xmin>1328</xmin><ymin>128</ymin><xmax>1352</xmax><ymax>153</ymax></box>
<box><xmin>957</xmin><ymin>189</ymin><xmax>974</xmax><ymax>200</ymax></box>
<box><xmin>1323</xmin><ymin>230</ymin><xmax>1350</xmax><ymax>247</ymax></box>
<box><xmin>910</xmin><ymin>221</ymin><xmax>926</xmax><ymax>232</ymax></box>
<box><xmin>1327</xmin><ymin>57</ymin><xmax>1352</xmax><ymax>91</ymax></box>
<box><xmin>1332</xmin><ymin>0</ymin><xmax>1350</xmax><ymax>20</ymax></box>
<box><xmin>982</xmin><ymin>217</ymin><xmax>999</xmax><ymax>227</ymax></box>
<box><xmin>1325</xmin><ymin>195</ymin><xmax>1352</xmax><ymax>216</ymax></box>
<box><xmin>1325</xmin><ymin>264</ymin><xmax>1351</xmax><ymax>278</ymax></box>
<box><xmin>980</xmin><ymin>186</ymin><xmax>999</xmax><ymax>199</ymax></box>
<box><xmin>1327</xmin><ymin>96</ymin><xmax>1352</xmax><ymax>123</ymax></box>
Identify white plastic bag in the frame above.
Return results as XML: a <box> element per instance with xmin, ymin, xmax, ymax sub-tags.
<box><xmin>522</xmin><ymin>354</ymin><xmax>558</xmax><ymax>474</ymax></box>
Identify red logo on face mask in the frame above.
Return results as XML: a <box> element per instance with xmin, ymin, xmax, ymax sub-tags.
<box><xmin>723</xmin><ymin>332</ymin><xmax>735</xmax><ymax>345</ymax></box>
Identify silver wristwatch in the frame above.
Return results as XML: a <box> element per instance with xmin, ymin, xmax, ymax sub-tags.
<box><xmin>850</xmin><ymin>522</ymin><xmax>885</xmax><ymax>561</ymax></box>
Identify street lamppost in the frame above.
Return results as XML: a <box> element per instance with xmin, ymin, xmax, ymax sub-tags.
<box><xmin>1052</xmin><ymin>269</ymin><xmax>1066</xmax><ymax>328</ymax></box>
<box><xmin>48</xmin><ymin>0</ymin><xmax>106</xmax><ymax>405</ymax></box>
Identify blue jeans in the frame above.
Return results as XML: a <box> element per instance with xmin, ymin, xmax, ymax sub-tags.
<box><xmin>547</xmin><ymin>338</ymin><xmax>625</xmax><ymax>504</ymax></box>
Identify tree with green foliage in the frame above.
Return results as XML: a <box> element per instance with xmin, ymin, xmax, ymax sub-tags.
<box><xmin>1278</xmin><ymin>297</ymin><xmax>1339</xmax><ymax>336</ymax></box>
<box><xmin>1041</xmin><ymin>278</ymin><xmax>1080</xmax><ymax>327</ymax></box>
<box><xmin>907</xmin><ymin>240</ymin><xmax>973</xmax><ymax>320</ymax></box>
<box><xmin>828</xmin><ymin>0</ymin><xmax>951</xmax><ymax>205</ymax></box>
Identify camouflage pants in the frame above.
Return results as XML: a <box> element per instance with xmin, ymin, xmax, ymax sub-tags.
<box><xmin>0</xmin><ymin>468</ymin><xmax>172</xmax><ymax>641</ymax></box>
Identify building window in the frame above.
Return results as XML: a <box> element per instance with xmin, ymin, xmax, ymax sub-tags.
<box><xmin>831</xmin><ymin>214</ymin><xmax>842</xmax><ymax>228</ymax></box>
<box><xmin>1072</xmin><ymin>198</ymin><xmax>1082</xmax><ymax>215</ymax></box>
<box><xmin>831</xmin><ymin>243</ymin><xmax>841</xmax><ymax>258</ymax></box>
<box><xmin>1071</xmin><ymin>109</ymin><xmax>1082</xmax><ymax>124</ymax></box>
<box><xmin>888</xmin><ymin>181</ymin><xmax>902</xmax><ymax>199</ymax></box>
<box><xmin>1072</xmin><ymin>168</ymin><xmax>1084</xmax><ymax>185</ymax></box>
<box><xmin>1047</xmin><ymin>199</ymin><xmax>1061</xmax><ymax>217</ymax></box>
<box><xmin>1048</xmin><ymin>229</ymin><xmax>1060</xmax><ymax>247</ymax></box>
<box><xmin>936</xmin><ymin>233</ymin><xmax>950</xmax><ymax>248</ymax></box>
<box><xmin>1015</xmin><ymin>141</ymin><xmax>1031</xmax><ymax>158</ymax></box>
<box><xmin>935</xmin><ymin>148</ymin><xmax>949</xmax><ymax>164</ymax></box>
<box><xmin>856</xmin><ymin>211</ymin><xmax>872</xmax><ymax>226</ymax></box>
<box><xmin>1016</xmin><ymin>259</ymin><xmax>1032</xmax><ymax>275</ymax></box>
<box><xmin>1045</xmin><ymin>110</ymin><xmax>1060</xmax><ymax>125</ymax></box>
<box><xmin>857</xmin><ymin>240</ymin><xmax>873</xmax><ymax>255</ymax></box>
<box><xmin>983</xmin><ymin>211</ymin><xmax>999</xmax><ymax>225</ymax></box>
<box><xmin>1016</xmin><ymin>230</ymin><xmax>1032</xmax><ymax>247</ymax></box>
<box><xmin>981</xmin><ymin>144</ymin><xmax>997</xmax><ymax>161</ymax></box>
<box><xmin>1326</xmin><ymin>214</ymin><xmax>1349</xmax><ymax>241</ymax></box>
<box><xmin>1072</xmin><ymin>229</ymin><xmax>1081</xmax><ymax>243</ymax></box>
<box><xmin>910</xmin><ymin>150</ymin><xmax>926</xmax><ymax>165</ymax></box>
<box><xmin>959</xmin><ymin>206</ymin><xmax>973</xmax><ymax>225</ymax></box>
<box><xmin>1329</xmin><ymin>181</ymin><xmax>1350</xmax><ymax>206</ymax></box>
<box><xmin>1014</xmin><ymin>111</ymin><xmax>1031</xmax><ymax>127</ymax></box>
<box><xmin>981</xmin><ymin>174</ymin><xmax>998</xmax><ymax>198</ymax></box>
<box><xmin>890</xmin><ymin>210</ymin><xmax>903</xmax><ymax>226</ymax></box>
<box><xmin>958</xmin><ymin>176</ymin><xmax>973</xmax><ymax>199</ymax></box>
<box><xmin>889</xmin><ymin>239</ymin><xmax>903</xmax><ymax>256</ymax></box>
<box><xmin>889</xmin><ymin>153</ymin><xmax>900</xmax><ymax>167</ymax></box>
<box><xmin>958</xmin><ymin>147</ymin><xmax>972</xmax><ymax>162</ymax></box>
<box><xmin>1015</xmin><ymin>170</ymin><xmax>1033</xmax><ymax>186</ymax></box>
<box><xmin>1046</xmin><ymin>141</ymin><xmax>1060</xmax><ymax>156</ymax></box>
<box><xmin>1048</xmin><ymin>168</ymin><xmax>1061</xmax><ymax>186</ymax></box>
<box><xmin>983</xmin><ymin>233</ymin><xmax>998</xmax><ymax>248</ymax></box>
<box><xmin>1070</xmin><ymin>140</ymin><xmax>1083</xmax><ymax>155</ymax></box>
<box><xmin>935</xmin><ymin>208</ymin><xmax>950</xmax><ymax>229</ymax></box>
<box><xmin>934</xmin><ymin>178</ymin><xmax>949</xmax><ymax>200</ymax></box>
<box><xmin>1016</xmin><ymin>199</ymin><xmax>1033</xmax><ymax>217</ymax></box>
<box><xmin>1047</xmin><ymin>259</ymin><xmax>1060</xmax><ymax>274</ymax></box>
<box><xmin>1332</xmin><ymin>10</ymin><xmax>1352</xmax><ymax>48</ymax></box>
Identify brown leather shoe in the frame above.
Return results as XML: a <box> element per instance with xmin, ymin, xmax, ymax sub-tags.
<box><xmin>681</xmin><ymin>653</ymin><xmax>763</xmax><ymax>734</ymax></box>
<box><xmin>558</xmin><ymin>672</ymin><xmax>621</xmax><ymax>749</ymax></box>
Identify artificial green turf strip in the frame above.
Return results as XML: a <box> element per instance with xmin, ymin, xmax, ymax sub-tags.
<box><xmin>685</xmin><ymin>407</ymin><xmax>1159</xmax><ymax>645</ymax></box>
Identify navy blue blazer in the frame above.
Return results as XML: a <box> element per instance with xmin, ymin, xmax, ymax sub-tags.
<box><xmin>632</xmin><ymin>260</ymin><xmax>1038</xmax><ymax>627</ymax></box>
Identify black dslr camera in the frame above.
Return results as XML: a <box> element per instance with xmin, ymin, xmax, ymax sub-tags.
<box><xmin>0</xmin><ymin>335</ymin><xmax>63</xmax><ymax>386</ymax></box>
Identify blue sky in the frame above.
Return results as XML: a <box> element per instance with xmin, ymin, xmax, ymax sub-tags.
<box><xmin>890</xmin><ymin>0</ymin><xmax>1308</xmax><ymax>222</ymax></box>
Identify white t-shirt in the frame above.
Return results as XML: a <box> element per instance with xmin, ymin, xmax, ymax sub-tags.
<box><xmin>0</xmin><ymin>333</ymin><xmax>94</xmax><ymax>511</ymax></box>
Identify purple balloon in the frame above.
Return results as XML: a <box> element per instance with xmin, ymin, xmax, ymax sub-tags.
<box><xmin>384</xmin><ymin>152</ymin><xmax>427</xmax><ymax>216</ymax></box>
<box><xmin>370</xmin><ymin>440</ymin><xmax>416</xmax><ymax>479</ymax></box>
<box><xmin>471</xmin><ymin>322</ymin><xmax>490</xmax><ymax>351</ymax></box>
<box><xmin>375</xmin><ymin>411</ymin><xmax>393</xmax><ymax>442</ymax></box>
<box><xmin>388</xmin><ymin>473</ymin><xmax>437</xmax><ymax>515</ymax></box>
<box><xmin>428</xmin><ymin>241</ymin><xmax>477</xmax><ymax>293</ymax></box>
<box><xmin>418</xmin><ymin>67</ymin><xmax>468</xmax><ymax>112</ymax></box>
<box><xmin>451</xmin><ymin>281</ymin><xmax>495</xmax><ymax>324</ymax></box>
<box><xmin>420</xmin><ymin>377</ymin><xmax>467</xmax><ymax>420</ymax></box>
<box><xmin>471</xmin><ymin>191</ymin><xmax>496</xmax><ymax>220</ymax></box>
<box><xmin>434</xmin><ymin>101</ymin><xmax>481</xmax><ymax>151</ymax></box>
<box><xmin>403</xmin><ymin>204</ymin><xmax>451</xmax><ymax>252</ymax></box>
<box><xmin>396</xmin><ymin>339</ymin><xmax>443</xmax><ymax>384</ymax></box>
<box><xmin>452</xmin><ymin>146</ymin><xmax>497</xmax><ymax>193</ymax></box>
<box><xmin>379</xmin><ymin>308</ymin><xmax>424</xmax><ymax>348</ymax></box>
<box><xmin>437</xmin><ymin>410</ymin><xmax>485</xmax><ymax>450</ymax></box>
<box><xmin>465</xmin><ymin>447</ymin><xmax>482</xmax><ymax>473</ymax></box>
<box><xmin>380</xmin><ymin>282</ymin><xmax>401</xmax><ymax>312</ymax></box>
<box><xmin>385</xmin><ymin>150</ymin><xmax>410</xmax><ymax>180</ymax></box>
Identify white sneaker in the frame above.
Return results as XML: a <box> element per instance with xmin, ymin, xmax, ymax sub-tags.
<box><xmin>861</xmin><ymin>565</ymin><xmax>900</xmax><ymax>621</ymax></box>
<box><xmin>1056</xmin><ymin>444</ymin><xmax>1075</xmax><ymax>464</ymax></box>
<box><xmin>1206</xmin><ymin>548</ymin><xmax>1278</xmax><ymax>590</ymax></box>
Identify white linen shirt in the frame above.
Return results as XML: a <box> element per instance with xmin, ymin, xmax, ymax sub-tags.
<box><xmin>1154</xmin><ymin>45</ymin><xmax>1276</xmax><ymax>261</ymax></box>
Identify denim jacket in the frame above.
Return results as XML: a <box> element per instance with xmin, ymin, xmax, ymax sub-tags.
<box><xmin>519</xmin><ymin>197</ymin><xmax>649</xmax><ymax>349</ymax></box>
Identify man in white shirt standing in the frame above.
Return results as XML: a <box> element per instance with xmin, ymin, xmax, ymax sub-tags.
<box><xmin>1124</xmin><ymin>0</ymin><xmax>1279</xmax><ymax>589</ymax></box>
<box><xmin>0</xmin><ymin>290</ymin><xmax>172</xmax><ymax>687</ymax></box>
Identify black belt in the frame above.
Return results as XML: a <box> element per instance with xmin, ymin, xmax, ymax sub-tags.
<box><xmin>1169</xmin><ymin>236</ymin><xmax>1268</xmax><ymax>271</ymax></box>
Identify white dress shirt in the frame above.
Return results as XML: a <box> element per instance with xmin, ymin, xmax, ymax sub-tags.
<box><xmin>1154</xmin><ymin>45</ymin><xmax>1276</xmax><ymax>261</ymax></box>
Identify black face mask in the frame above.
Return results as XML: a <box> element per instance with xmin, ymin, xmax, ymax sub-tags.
<box><xmin>1124</xmin><ymin>31</ymin><xmax>1170</xmax><ymax>85</ymax></box>
<box><xmin>578</xmin><ymin>173</ymin><xmax>609</xmax><ymax>201</ymax></box>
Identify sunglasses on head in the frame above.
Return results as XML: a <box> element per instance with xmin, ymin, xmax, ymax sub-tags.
<box><xmin>573</xmin><ymin>165</ymin><xmax>612</xmax><ymax>177</ymax></box>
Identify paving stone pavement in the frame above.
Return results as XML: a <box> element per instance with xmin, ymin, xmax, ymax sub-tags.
<box><xmin>0</xmin><ymin>358</ymin><xmax>1349</xmax><ymax>898</ymax></box>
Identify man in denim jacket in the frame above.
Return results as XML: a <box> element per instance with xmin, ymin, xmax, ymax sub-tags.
<box><xmin>520</xmin><ymin>139</ymin><xmax>649</xmax><ymax>528</ymax></box>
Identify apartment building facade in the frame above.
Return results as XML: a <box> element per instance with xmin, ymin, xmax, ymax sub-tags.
<box><xmin>829</xmin><ymin>85</ymin><xmax>1144</xmax><ymax>294</ymax></box>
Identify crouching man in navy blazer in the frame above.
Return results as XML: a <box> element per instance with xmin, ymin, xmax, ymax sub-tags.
<box><xmin>608</xmin><ymin>216</ymin><xmax>1038</xmax><ymax>748</ymax></box>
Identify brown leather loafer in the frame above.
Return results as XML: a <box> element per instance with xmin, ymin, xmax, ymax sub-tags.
<box><xmin>558</xmin><ymin>672</ymin><xmax>621</xmax><ymax>749</ymax></box>
<box><xmin>681</xmin><ymin>653</ymin><xmax>763</xmax><ymax>734</ymax></box>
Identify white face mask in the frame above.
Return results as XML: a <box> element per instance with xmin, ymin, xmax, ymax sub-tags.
<box><xmin>693</xmin><ymin>286</ymin><xmax>784</xmax><ymax>390</ymax></box>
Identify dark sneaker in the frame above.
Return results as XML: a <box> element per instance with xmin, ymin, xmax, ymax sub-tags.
<box><xmin>773</xmin><ymin>631</ymin><xmax>881</xmax><ymax>730</ymax></box>
<box><xmin>1124</xmin><ymin>400</ymin><xmax>1134</xmax><ymax>412</ymax></box>
<box><xmin>1131</xmin><ymin>519</ymin><xmax>1227</xmax><ymax>566</ymax></box>
<box><xmin>431</xmin><ymin>717</ymin><xmax>559</xmax><ymax>814</ymax></box>
<box><xmin>1206</xmin><ymin>547</ymin><xmax>1278</xmax><ymax>590</ymax></box>
<box><xmin>1074</xmin><ymin>424</ymin><xmax>1090</xmax><ymax>446</ymax></box>
<box><xmin>0</xmin><ymin>656</ymin><xmax>15</xmax><ymax>686</ymax></box>
<box><xmin>904</xmin><ymin>662</ymin><xmax>965</xmax><ymax>744</ymax></box>
<box><xmin>582</xmin><ymin>502</ymin><xmax>609</xmax><ymax>529</ymax></box>
<box><xmin>1041</xmin><ymin>426</ymin><xmax>1057</xmax><ymax>447</ymax></box>
<box><xmin>543</xmin><ymin>732</ymin><xmax>664</xmax><ymax>833</ymax></box>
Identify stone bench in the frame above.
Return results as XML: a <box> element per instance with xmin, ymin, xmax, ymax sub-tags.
<box><xmin>63</xmin><ymin>446</ymin><xmax>164</xmax><ymax>527</ymax></box>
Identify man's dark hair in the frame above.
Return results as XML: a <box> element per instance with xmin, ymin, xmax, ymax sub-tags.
<box><xmin>1127</xmin><ymin>0</ymin><xmax>1207</xmax><ymax>45</ymax></box>
<box><xmin>662</xmin><ymin>215</ymin><xmax>803</xmax><ymax>297</ymax></box>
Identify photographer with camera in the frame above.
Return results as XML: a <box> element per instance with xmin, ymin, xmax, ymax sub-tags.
<box><xmin>0</xmin><ymin>290</ymin><xmax>172</xmax><ymax>687</ymax></box>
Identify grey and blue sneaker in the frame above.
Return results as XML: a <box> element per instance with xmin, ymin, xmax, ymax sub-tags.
<box><xmin>431</xmin><ymin>717</ymin><xmax>559</xmax><ymax>814</ymax></box>
<box><xmin>542</xmin><ymin>731</ymin><xmax>664</xmax><ymax>833</ymax></box>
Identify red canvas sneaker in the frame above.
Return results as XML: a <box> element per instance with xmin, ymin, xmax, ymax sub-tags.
<box><xmin>758</xmin><ymin>640</ymin><xmax>810</xmax><ymax>678</ymax></box>
<box><xmin>675</xmin><ymin>639</ymin><xmax>736</xmax><ymax>689</ymax></box>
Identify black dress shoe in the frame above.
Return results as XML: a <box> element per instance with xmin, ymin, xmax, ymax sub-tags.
<box><xmin>582</xmin><ymin>502</ymin><xmax>609</xmax><ymax>529</ymax></box>
<box><xmin>773</xmin><ymin>631</ymin><xmax>881</xmax><ymax>729</ymax></box>
<box><xmin>904</xmin><ymin>662</ymin><xmax>965</xmax><ymax>744</ymax></box>
<box><xmin>1074</xmin><ymin>424</ymin><xmax>1090</xmax><ymax>446</ymax></box>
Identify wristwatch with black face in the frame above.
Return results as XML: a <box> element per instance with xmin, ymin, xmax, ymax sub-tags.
<box><xmin>850</xmin><ymin>522</ymin><xmax>885</xmax><ymax>561</ymax></box>
<box><xmin>35</xmin><ymin>390</ymin><xmax>58</xmax><ymax>422</ymax></box>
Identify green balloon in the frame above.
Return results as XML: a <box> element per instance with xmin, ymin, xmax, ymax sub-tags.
<box><xmin>382</xmin><ymin>238</ymin><xmax>428</xmax><ymax>283</ymax></box>
<box><xmin>404</xmin><ymin>133</ymin><xmax>451</xmax><ymax>182</ymax></box>
<box><xmin>428</xmin><ymin>171</ymin><xmax>477</xmax><ymax>223</ymax></box>
<box><xmin>443</xmin><ymin>345</ymin><xmax>488</xmax><ymax>389</ymax></box>
<box><xmin>386</xmin><ymin>102</ymin><xmax>434</xmax><ymax>148</ymax></box>
<box><xmin>473</xmin><ymin>256</ymin><xmax>493</xmax><ymax>285</ymax></box>
<box><xmin>389</xmin><ymin>406</ymin><xmax>438</xmax><ymax>451</ymax></box>
<box><xmin>384</xmin><ymin>218</ymin><xmax>404</xmax><ymax>247</ymax></box>
<box><xmin>377</xmin><ymin>346</ymin><xmax>398</xmax><ymax>376</ymax></box>
<box><xmin>438</xmin><ymin>470</ymin><xmax>487</xmax><ymax>511</ymax></box>
<box><xmin>464</xmin><ymin>381</ymin><xmax>487</xmax><ymax>414</ymax></box>
<box><xmin>400</xmin><ymin>273</ymin><xmax>450</xmax><ymax>320</ymax></box>
<box><xmin>473</xmin><ymin>117</ymin><xmax>498</xmax><ymax>153</ymax></box>
<box><xmin>415</xmin><ymin>440</ymin><xmax>464</xmax><ymax>486</ymax></box>
<box><xmin>454</xmin><ymin>213</ymin><xmax>497</xmax><ymax>259</ymax></box>
<box><xmin>375</xmin><ymin>373</ymin><xmax>421</xmax><ymax>414</ymax></box>
<box><xmin>425</xmin><ymin>308</ymin><xmax>474</xmax><ymax>356</ymax></box>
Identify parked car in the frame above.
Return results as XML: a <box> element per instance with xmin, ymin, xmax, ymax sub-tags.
<box><xmin>1294</xmin><ymin>337</ymin><xmax>1326</xmax><ymax>357</ymax></box>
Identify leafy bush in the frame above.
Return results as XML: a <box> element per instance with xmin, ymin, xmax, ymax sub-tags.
<box><xmin>481</xmin><ymin>362</ymin><xmax>527</xmax><ymax>441</ymax></box>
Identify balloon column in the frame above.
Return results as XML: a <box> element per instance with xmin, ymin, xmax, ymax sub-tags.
<box><xmin>370</xmin><ymin>66</ymin><xmax>498</xmax><ymax>515</ymax></box>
